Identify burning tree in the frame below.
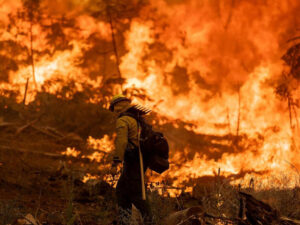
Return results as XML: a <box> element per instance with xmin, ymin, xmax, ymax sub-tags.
<box><xmin>276</xmin><ymin>41</ymin><xmax>300</xmax><ymax>132</ymax></box>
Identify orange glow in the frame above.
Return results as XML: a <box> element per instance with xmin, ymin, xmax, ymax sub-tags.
<box><xmin>84</xmin><ymin>135</ymin><xmax>115</xmax><ymax>162</ymax></box>
<box><xmin>62</xmin><ymin>147</ymin><xmax>81</xmax><ymax>157</ymax></box>
<box><xmin>87</xmin><ymin>135</ymin><xmax>115</xmax><ymax>153</ymax></box>
<box><xmin>118</xmin><ymin>1</ymin><xmax>300</xmax><ymax>190</ymax></box>
<box><xmin>82</xmin><ymin>173</ymin><xmax>99</xmax><ymax>183</ymax></box>
<box><xmin>1</xmin><ymin>0</ymin><xmax>300</xmax><ymax>193</ymax></box>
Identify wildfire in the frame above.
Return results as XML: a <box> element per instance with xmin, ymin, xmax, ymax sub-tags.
<box><xmin>1</xmin><ymin>0</ymin><xmax>300</xmax><ymax>192</ymax></box>
<box><xmin>62</xmin><ymin>135</ymin><xmax>115</xmax><ymax>162</ymax></box>
<box><xmin>83</xmin><ymin>135</ymin><xmax>115</xmax><ymax>162</ymax></box>
<box><xmin>62</xmin><ymin>147</ymin><xmax>81</xmax><ymax>157</ymax></box>
<box><xmin>87</xmin><ymin>135</ymin><xmax>115</xmax><ymax>153</ymax></box>
<box><xmin>118</xmin><ymin>0</ymin><xmax>300</xmax><ymax>190</ymax></box>
<box><xmin>82</xmin><ymin>173</ymin><xmax>99</xmax><ymax>183</ymax></box>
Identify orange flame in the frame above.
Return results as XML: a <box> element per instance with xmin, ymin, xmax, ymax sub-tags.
<box><xmin>1</xmin><ymin>0</ymin><xmax>300</xmax><ymax>192</ymax></box>
<box><xmin>62</xmin><ymin>147</ymin><xmax>81</xmax><ymax>157</ymax></box>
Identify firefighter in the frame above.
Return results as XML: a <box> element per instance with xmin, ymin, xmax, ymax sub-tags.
<box><xmin>109</xmin><ymin>94</ymin><xmax>153</xmax><ymax>225</ymax></box>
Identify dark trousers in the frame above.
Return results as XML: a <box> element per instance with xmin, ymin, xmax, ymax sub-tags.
<box><xmin>116</xmin><ymin>161</ymin><xmax>153</xmax><ymax>225</ymax></box>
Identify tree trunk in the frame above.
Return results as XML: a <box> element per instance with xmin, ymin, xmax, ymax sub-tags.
<box><xmin>30</xmin><ymin>20</ymin><xmax>37</xmax><ymax>88</ymax></box>
<box><xmin>107</xmin><ymin>7</ymin><xmax>122</xmax><ymax>79</ymax></box>
<box><xmin>23</xmin><ymin>77</ymin><xmax>29</xmax><ymax>105</ymax></box>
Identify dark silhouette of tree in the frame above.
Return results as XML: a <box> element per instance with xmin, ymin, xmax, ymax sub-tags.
<box><xmin>22</xmin><ymin>0</ymin><xmax>42</xmax><ymax>87</ymax></box>
<box><xmin>276</xmin><ymin>41</ymin><xmax>300</xmax><ymax>132</ymax></box>
<box><xmin>86</xmin><ymin>0</ymin><xmax>147</xmax><ymax>78</ymax></box>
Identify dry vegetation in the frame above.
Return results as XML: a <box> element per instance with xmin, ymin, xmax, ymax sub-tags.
<box><xmin>0</xmin><ymin>87</ymin><xmax>300</xmax><ymax>225</ymax></box>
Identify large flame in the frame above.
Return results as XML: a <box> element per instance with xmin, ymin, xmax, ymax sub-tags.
<box><xmin>1</xmin><ymin>0</ymin><xmax>300</xmax><ymax>191</ymax></box>
<box><xmin>119</xmin><ymin>0</ymin><xmax>300</xmax><ymax>189</ymax></box>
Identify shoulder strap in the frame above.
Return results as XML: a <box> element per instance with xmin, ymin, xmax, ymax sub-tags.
<box><xmin>119</xmin><ymin>111</ymin><xmax>146</xmax><ymax>129</ymax></box>
<box><xmin>119</xmin><ymin>111</ymin><xmax>138</xmax><ymax>121</ymax></box>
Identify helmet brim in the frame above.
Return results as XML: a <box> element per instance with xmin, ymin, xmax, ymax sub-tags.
<box><xmin>109</xmin><ymin>97</ymin><xmax>131</xmax><ymax>111</ymax></box>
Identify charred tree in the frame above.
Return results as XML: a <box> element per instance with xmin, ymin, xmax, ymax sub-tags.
<box><xmin>29</xmin><ymin>14</ymin><xmax>36</xmax><ymax>87</ymax></box>
<box><xmin>276</xmin><ymin>42</ymin><xmax>300</xmax><ymax>133</ymax></box>
<box><xmin>22</xmin><ymin>77</ymin><xmax>29</xmax><ymax>105</ymax></box>
<box><xmin>22</xmin><ymin>0</ymin><xmax>42</xmax><ymax>88</ymax></box>
<box><xmin>106</xmin><ymin>5</ymin><xmax>122</xmax><ymax>79</ymax></box>
<box><xmin>88</xmin><ymin>0</ymin><xmax>147</xmax><ymax>92</ymax></box>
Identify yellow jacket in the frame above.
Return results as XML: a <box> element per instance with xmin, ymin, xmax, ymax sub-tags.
<box><xmin>113</xmin><ymin>101</ymin><xmax>139</xmax><ymax>162</ymax></box>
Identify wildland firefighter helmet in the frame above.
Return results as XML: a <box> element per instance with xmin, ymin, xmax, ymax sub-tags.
<box><xmin>109</xmin><ymin>94</ymin><xmax>131</xmax><ymax>112</ymax></box>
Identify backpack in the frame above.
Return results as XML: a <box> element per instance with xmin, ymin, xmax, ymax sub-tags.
<box><xmin>120</xmin><ymin>111</ymin><xmax>169</xmax><ymax>174</ymax></box>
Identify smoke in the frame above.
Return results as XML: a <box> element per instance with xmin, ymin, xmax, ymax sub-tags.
<box><xmin>0</xmin><ymin>1</ymin><xmax>22</xmax><ymax>25</ymax></box>
<box><xmin>134</xmin><ymin>0</ymin><xmax>300</xmax><ymax>93</ymax></box>
<box><xmin>40</xmin><ymin>0</ymin><xmax>88</xmax><ymax>16</ymax></box>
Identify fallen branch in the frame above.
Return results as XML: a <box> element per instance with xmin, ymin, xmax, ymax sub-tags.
<box><xmin>0</xmin><ymin>122</ymin><xmax>17</xmax><ymax>128</ymax></box>
<box><xmin>31</xmin><ymin>125</ymin><xmax>62</xmax><ymax>138</ymax></box>
<box><xmin>0</xmin><ymin>145</ymin><xmax>64</xmax><ymax>158</ymax></box>
<box><xmin>239</xmin><ymin>192</ymin><xmax>300</xmax><ymax>225</ymax></box>
<box><xmin>16</xmin><ymin>119</ymin><xmax>39</xmax><ymax>135</ymax></box>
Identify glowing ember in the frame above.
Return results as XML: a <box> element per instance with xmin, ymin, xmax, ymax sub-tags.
<box><xmin>82</xmin><ymin>173</ymin><xmax>99</xmax><ymax>183</ymax></box>
<box><xmin>62</xmin><ymin>147</ymin><xmax>81</xmax><ymax>158</ymax></box>
<box><xmin>84</xmin><ymin>151</ymin><xmax>105</xmax><ymax>163</ymax></box>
